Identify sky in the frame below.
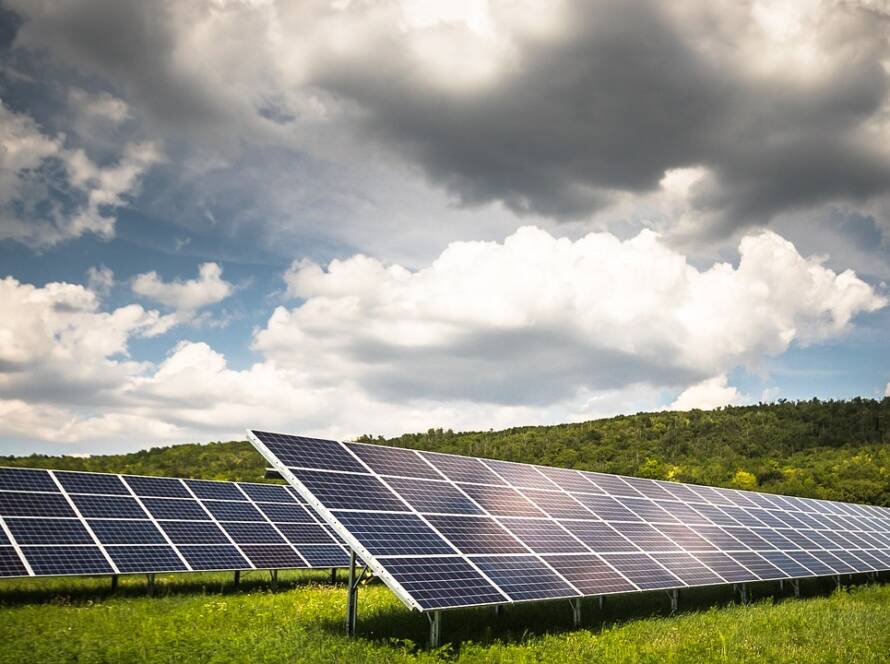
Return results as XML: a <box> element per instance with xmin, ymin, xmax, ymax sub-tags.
<box><xmin>0</xmin><ymin>0</ymin><xmax>889</xmax><ymax>456</ymax></box>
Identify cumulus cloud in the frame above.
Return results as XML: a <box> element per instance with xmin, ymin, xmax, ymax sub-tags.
<box><xmin>85</xmin><ymin>265</ymin><xmax>114</xmax><ymax>297</ymax></box>
<box><xmin>885</xmin><ymin>382</ymin><xmax>890</xmax><ymax>397</ymax></box>
<box><xmin>131</xmin><ymin>262</ymin><xmax>233</xmax><ymax>313</ymax></box>
<box><xmin>0</xmin><ymin>100</ymin><xmax>161</xmax><ymax>247</ymax></box>
<box><xmin>7</xmin><ymin>0</ymin><xmax>890</xmax><ymax>243</ymax></box>
<box><xmin>0</xmin><ymin>227</ymin><xmax>884</xmax><ymax>450</ymax></box>
<box><xmin>669</xmin><ymin>375</ymin><xmax>743</xmax><ymax>411</ymax></box>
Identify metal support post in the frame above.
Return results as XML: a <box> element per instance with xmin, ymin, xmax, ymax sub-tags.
<box><xmin>667</xmin><ymin>589</ymin><xmax>678</xmax><ymax>613</ymax></box>
<box><xmin>270</xmin><ymin>569</ymin><xmax>279</xmax><ymax>591</ymax></box>
<box><xmin>597</xmin><ymin>595</ymin><xmax>605</xmax><ymax>611</ymax></box>
<box><xmin>835</xmin><ymin>575</ymin><xmax>842</xmax><ymax>591</ymax></box>
<box><xmin>346</xmin><ymin>551</ymin><xmax>358</xmax><ymax>637</ymax></box>
<box><xmin>778</xmin><ymin>579</ymin><xmax>784</xmax><ymax>593</ymax></box>
<box><xmin>790</xmin><ymin>579</ymin><xmax>800</xmax><ymax>599</ymax></box>
<box><xmin>330</xmin><ymin>567</ymin><xmax>337</xmax><ymax>584</ymax></box>
<box><xmin>428</xmin><ymin>611</ymin><xmax>442</xmax><ymax>648</ymax></box>
<box><xmin>570</xmin><ymin>597</ymin><xmax>582</xmax><ymax>626</ymax></box>
<box><xmin>233</xmin><ymin>570</ymin><xmax>241</xmax><ymax>588</ymax></box>
<box><xmin>146</xmin><ymin>573</ymin><xmax>156</xmax><ymax>596</ymax></box>
<box><xmin>494</xmin><ymin>605</ymin><xmax>503</xmax><ymax>617</ymax></box>
<box><xmin>111</xmin><ymin>575</ymin><xmax>119</xmax><ymax>592</ymax></box>
<box><xmin>737</xmin><ymin>583</ymin><xmax>748</xmax><ymax>604</ymax></box>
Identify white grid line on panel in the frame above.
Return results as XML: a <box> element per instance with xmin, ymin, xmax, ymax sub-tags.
<box><xmin>232</xmin><ymin>483</ymin><xmax>310</xmax><ymax>568</ymax></box>
<box><xmin>0</xmin><ymin>512</ymin><xmax>33</xmax><ymax>576</ymax></box>
<box><xmin>46</xmin><ymin>470</ymin><xmax>120</xmax><ymax>574</ymax></box>
<box><xmin>178</xmin><ymin>479</ymin><xmax>254</xmax><ymax>570</ymax></box>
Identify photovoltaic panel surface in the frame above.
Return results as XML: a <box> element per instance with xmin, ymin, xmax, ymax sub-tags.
<box><xmin>0</xmin><ymin>467</ymin><xmax>350</xmax><ymax>578</ymax></box>
<box><xmin>248</xmin><ymin>429</ymin><xmax>890</xmax><ymax>612</ymax></box>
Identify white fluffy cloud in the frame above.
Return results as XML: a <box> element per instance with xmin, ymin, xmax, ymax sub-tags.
<box><xmin>0</xmin><ymin>227</ymin><xmax>883</xmax><ymax>451</ymax></box>
<box><xmin>669</xmin><ymin>375</ymin><xmax>743</xmax><ymax>411</ymax></box>
<box><xmin>885</xmin><ymin>382</ymin><xmax>890</xmax><ymax>397</ymax></box>
<box><xmin>0</xmin><ymin>100</ymin><xmax>161</xmax><ymax>247</ymax></box>
<box><xmin>131</xmin><ymin>262</ymin><xmax>233</xmax><ymax>315</ymax></box>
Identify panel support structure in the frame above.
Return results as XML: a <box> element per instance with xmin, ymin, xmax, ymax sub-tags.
<box><xmin>330</xmin><ymin>568</ymin><xmax>337</xmax><ymax>584</ymax></box>
<box><xmin>570</xmin><ymin>597</ymin><xmax>582</xmax><ymax>627</ymax></box>
<box><xmin>428</xmin><ymin>611</ymin><xmax>442</xmax><ymax>649</ymax></box>
<box><xmin>735</xmin><ymin>583</ymin><xmax>748</xmax><ymax>605</ymax></box>
<box><xmin>110</xmin><ymin>574</ymin><xmax>119</xmax><ymax>592</ymax></box>
<box><xmin>233</xmin><ymin>570</ymin><xmax>241</xmax><ymax>588</ymax></box>
<box><xmin>597</xmin><ymin>595</ymin><xmax>605</xmax><ymax>611</ymax></box>
<box><xmin>790</xmin><ymin>579</ymin><xmax>800</xmax><ymax>599</ymax></box>
<box><xmin>270</xmin><ymin>569</ymin><xmax>278</xmax><ymax>591</ymax></box>
<box><xmin>345</xmin><ymin>550</ymin><xmax>369</xmax><ymax>637</ymax></box>
<box><xmin>146</xmin><ymin>573</ymin><xmax>156</xmax><ymax>596</ymax></box>
<box><xmin>666</xmin><ymin>589</ymin><xmax>678</xmax><ymax>613</ymax></box>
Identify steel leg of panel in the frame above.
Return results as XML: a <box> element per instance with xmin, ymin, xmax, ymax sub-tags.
<box><xmin>737</xmin><ymin>583</ymin><xmax>749</xmax><ymax>605</ymax></box>
<box><xmin>598</xmin><ymin>595</ymin><xmax>605</xmax><ymax>611</ymax></box>
<box><xmin>111</xmin><ymin>575</ymin><xmax>119</xmax><ymax>592</ymax></box>
<box><xmin>778</xmin><ymin>579</ymin><xmax>784</xmax><ymax>593</ymax></box>
<box><xmin>330</xmin><ymin>568</ymin><xmax>337</xmax><ymax>584</ymax></box>
<box><xmin>666</xmin><ymin>589</ymin><xmax>678</xmax><ymax>613</ymax></box>
<box><xmin>346</xmin><ymin>551</ymin><xmax>357</xmax><ymax>637</ymax></box>
<box><xmin>270</xmin><ymin>569</ymin><xmax>279</xmax><ymax>591</ymax></box>
<box><xmin>570</xmin><ymin>597</ymin><xmax>582</xmax><ymax>627</ymax></box>
<box><xmin>233</xmin><ymin>570</ymin><xmax>241</xmax><ymax>588</ymax></box>
<box><xmin>835</xmin><ymin>575</ymin><xmax>842</xmax><ymax>591</ymax></box>
<box><xmin>147</xmin><ymin>573</ymin><xmax>156</xmax><ymax>596</ymax></box>
<box><xmin>428</xmin><ymin>611</ymin><xmax>442</xmax><ymax>649</ymax></box>
<box><xmin>494</xmin><ymin>605</ymin><xmax>504</xmax><ymax>618</ymax></box>
<box><xmin>790</xmin><ymin>579</ymin><xmax>800</xmax><ymax>599</ymax></box>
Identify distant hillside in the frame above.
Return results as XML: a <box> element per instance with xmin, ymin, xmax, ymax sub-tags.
<box><xmin>3</xmin><ymin>398</ymin><xmax>889</xmax><ymax>504</ymax></box>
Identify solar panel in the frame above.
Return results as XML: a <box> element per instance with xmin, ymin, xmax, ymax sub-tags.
<box><xmin>248</xmin><ymin>429</ymin><xmax>890</xmax><ymax>613</ymax></box>
<box><xmin>0</xmin><ymin>467</ymin><xmax>350</xmax><ymax>578</ymax></box>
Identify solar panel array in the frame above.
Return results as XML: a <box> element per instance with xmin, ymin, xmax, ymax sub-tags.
<box><xmin>0</xmin><ymin>467</ymin><xmax>349</xmax><ymax>578</ymax></box>
<box><xmin>248</xmin><ymin>430</ymin><xmax>890</xmax><ymax>612</ymax></box>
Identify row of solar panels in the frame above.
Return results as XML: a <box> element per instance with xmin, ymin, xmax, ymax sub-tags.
<box><xmin>0</xmin><ymin>467</ymin><xmax>349</xmax><ymax>577</ymax></box>
<box><xmin>248</xmin><ymin>430</ymin><xmax>890</xmax><ymax>611</ymax></box>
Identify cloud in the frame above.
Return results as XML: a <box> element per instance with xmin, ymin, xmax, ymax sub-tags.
<box><xmin>0</xmin><ymin>100</ymin><xmax>162</xmax><ymax>247</ymax></box>
<box><xmin>85</xmin><ymin>265</ymin><xmax>114</xmax><ymax>297</ymax></box>
<box><xmin>131</xmin><ymin>262</ymin><xmax>233</xmax><ymax>313</ymax></box>
<box><xmin>5</xmin><ymin>0</ymin><xmax>890</xmax><ymax>246</ymax></box>
<box><xmin>669</xmin><ymin>375</ymin><xmax>743</xmax><ymax>411</ymax></box>
<box><xmin>0</xmin><ymin>227</ymin><xmax>883</xmax><ymax>450</ymax></box>
<box><xmin>885</xmin><ymin>382</ymin><xmax>890</xmax><ymax>397</ymax></box>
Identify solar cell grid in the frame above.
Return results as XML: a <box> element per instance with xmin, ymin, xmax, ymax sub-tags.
<box><xmin>276</xmin><ymin>523</ymin><xmax>335</xmax><ymax>545</ymax></box>
<box><xmin>655</xmin><ymin>481</ymin><xmax>702</xmax><ymax>504</ymax></box>
<box><xmin>6</xmin><ymin>518</ymin><xmax>93</xmax><ymax>545</ymax></box>
<box><xmin>0</xmin><ymin>547</ymin><xmax>27</xmax><ymax>577</ymax></box>
<box><xmin>346</xmin><ymin>443</ymin><xmax>442</xmax><ymax>480</ymax></box>
<box><xmin>222</xmin><ymin>522</ymin><xmax>286</xmax><ymax>544</ymax></box>
<box><xmin>752</xmin><ymin>528</ymin><xmax>800</xmax><ymax>551</ymax></box>
<box><xmin>652</xmin><ymin>523</ymin><xmax>716</xmax><ymax>551</ymax></box>
<box><xmin>256</xmin><ymin>502</ymin><xmax>315</xmax><ymax>523</ymax></box>
<box><xmin>86</xmin><ymin>520</ymin><xmax>166</xmax><ymax>545</ymax></box>
<box><xmin>106</xmin><ymin>546</ymin><xmax>187</xmax><ymax>573</ymax></box>
<box><xmin>651</xmin><ymin>552</ymin><xmax>724</xmax><ymax>585</ymax></box>
<box><xmin>202</xmin><ymin>500</ymin><xmax>265</xmax><ymax>522</ymax></box>
<box><xmin>0</xmin><ymin>468</ymin><xmax>57</xmax><ymax>492</ymax></box>
<box><xmin>615</xmin><ymin>497</ymin><xmax>679</xmax><ymax>523</ymax></box>
<box><xmin>535</xmin><ymin>466</ymin><xmax>603</xmax><ymax>494</ymax></box>
<box><xmin>610</xmin><ymin>522</ymin><xmax>681</xmax><ymax>552</ymax></box>
<box><xmin>759</xmin><ymin>551</ymin><xmax>814</xmax><ymax>577</ymax></box>
<box><xmin>185</xmin><ymin>479</ymin><xmax>245</xmax><ymax>501</ymax></box>
<box><xmin>159</xmin><ymin>520</ymin><xmax>230</xmax><ymax>545</ymax></box>
<box><xmin>423</xmin><ymin>515</ymin><xmax>528</xmax><ymax>555</ymax></box>
<box><xmin>71</xmin><ymin>495</ymin><xmax>147</xmax><ymax>519</ymax></box>
<box><xmin>384</xmin><ymin>557</ymin><xmax>505</xmax><ymax>609</ymax></box>
<box><xmin>22</xmin><ymin>546</ymin><xmax>113</xmax><ymax>576</ymax></box>
<box><xmin>600</xmin><ymin>553</ymin><xmax>682</xmax><ymax>590</ymax></box>
<box><xmin>334</xmin><ymin>511</ymin><xmax>455</xmax><ymax>556</ymax></box>
<box><xmin>786</xmin><ymin>551</ymin><xmax>835</xmax><ymax>576</ymax></box>
<box><xmin>572</xmin><ymin>494</ymin><xmax>641</xmax><ymax>522</ymax></box>
<box><xmin>483</xmin><ymin>459</ymin><xmax>559</xmax><ymax>490</ymax></box>
<box><xmin>470</xmin><ymin>555</ymin><xmax>579</xmax><ymax>601</ymax></box>
<box><xmin>561</xmin><ymin>520</ymin><xmax>639</xmax><ymax>552</ymax></box>
<box><xmin>693</xmin><ymin>551</ymin><xmax>759</xmax><ymax>582</ymax></box>
<box><xmin>690</xmin><ymin>525</ymin><xmax>749</xmax><ymax>551</ymax></box>
<box><xmin>123</xmin><ymin>476</ymin><xmax>190</xmax><ymax>498</ymax></box>
<box><xmin>498</xmin><ymin>517</ymin><xmax>587</xmax><ymax>554</ymax></box>
<box><xmin>833</xmin><ymin>550</ymin><xmax>874</xmax><ymax>573</ymax></box>
<box><xmin>620</xmin><ymin>477</ymin><xmax>675</xmax><ymax>501</ymax></box>
<box><xmin>292</xmin><ymin>470</ymin><xmax>407</xmax><ymax>512</ymax></box>
<box><xmin>140</xmin><ymin>498</ymin><xmax>208</xmax><ymax>521</ymax></box>
<box><xmin>543</xmin><ymin>554</ymin><xmax>637</xmax><ymax>594</ymax></box>
<box><xmin>178</xmin><ymin>545</ymin><xmax>250</xmax><ymax>571</ymax></box>
<box><xmin>582</xmin><ymin>473</ymin><xmax>643</xmax><ymax>497</ymax></box>
<box><xmin>420</xmin><ymin>451</ymin><xmax>507</xmax><ymax>485</ymax></box>
<box><xmin>240</xmin><ymin>483</ymin><xmax>298</xmax><ymax>503</ymax></box>
<box><xmin>55</xmin><ymin>471</ymin><xmax>128</xmax><ymax>495</ymax></box>
<box><xmin>299</xmin><ymin>545</ymin><xmax>350</xmax><ymax>567</ymax></box>
<box><xmin>456</xmin><ymin>483</ymin><xmax>544</xmax><ymax>518</ymax></box>
<box><xmin>521</xmin><ymin>488</ymin><xmax>594</xmax><ymax>520</ymax></box>
<box><xmin>0</xmin><ymin>492</ymin><xmax>76</xmax><ymax>517</ymax></box>
<box><xmin>655</xmin><ymin>500</ymin><xmax>712</xmax><ymax>525</ymax></box>
<box><xmin>385</xmin><ymin>477</ymin><xmax>483</xmax><ymax>515</ymax></box>
<box><xmin>727</xmin><ymin>552</ymin><xmax>786</xmax><ymax>580</ymax></box>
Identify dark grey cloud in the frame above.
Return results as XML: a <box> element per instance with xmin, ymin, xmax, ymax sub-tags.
<box><xmin>5</xmin><ymin>0</ymin><xmax>890</xmax><ymax>242</ymax></box>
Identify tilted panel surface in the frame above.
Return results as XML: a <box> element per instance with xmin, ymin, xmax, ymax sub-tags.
<box><xmin>0</xmin><ymin>466</ymin><xmax>349</xmax><ymax>577</ymax></box>
<box><xmin>247</xmin><ymin>430</ymin><xmax>890</xmax><ymax>612</ymax></box>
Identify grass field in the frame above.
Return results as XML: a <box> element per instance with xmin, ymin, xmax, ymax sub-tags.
<box><xmin>1</xmin><ymin>571</ymin><xmax>889</xmax><ymax>663</ymax></box>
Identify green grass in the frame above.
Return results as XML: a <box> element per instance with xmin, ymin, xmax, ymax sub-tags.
<box><xmin>1</xmin><ymin>572</ymin><xmax>888</xmax><ymax>663</ymax></box>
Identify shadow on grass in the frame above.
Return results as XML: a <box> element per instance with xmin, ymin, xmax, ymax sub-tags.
<box><xmin>331</xmin><ymin>573</ymin><xmax>881</xmax><ymax>649</ymax></box>
<box><xmin>0</xmin><ymin>568</ymin><xmax>343</xmax><ymax>606</ymax></box>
